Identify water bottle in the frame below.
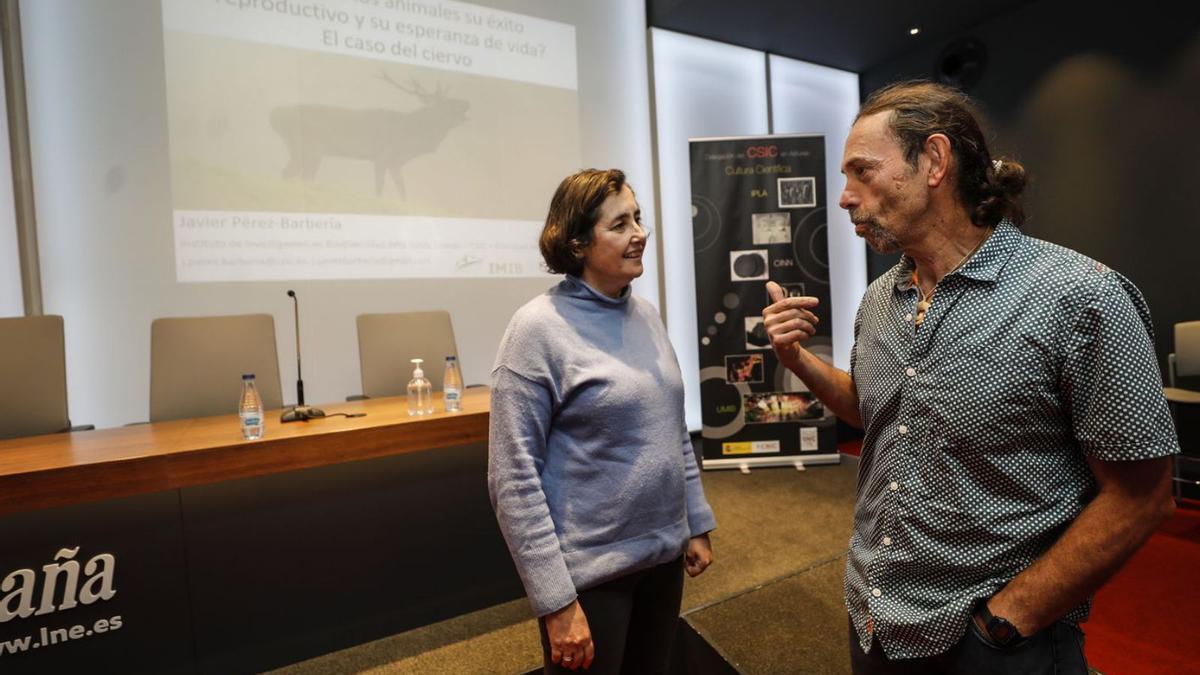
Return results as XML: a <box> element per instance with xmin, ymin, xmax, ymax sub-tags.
<box><xmin>443</xmin><ymin>355</ymin><xmax>463</xmax><ymax>413</ymax></box>
<box><xmin>239</xmin><ymin>373</ymin><xmax>265</xmax><ymax>440</ymax></box>
<box><xmin>407</xmin><ymin>358</ymin><xmax>433</xmax><ymax>416</ymax></box>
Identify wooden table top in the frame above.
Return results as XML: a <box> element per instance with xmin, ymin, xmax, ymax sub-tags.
<box><xmin>0</xmin><ymin>388</ymin><xmax>491</xmax><ymax>517</ymax></box>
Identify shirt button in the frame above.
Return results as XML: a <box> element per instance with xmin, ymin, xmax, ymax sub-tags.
<box><xmin>898</xmin><ymin>425</ymin><xmax>909</xmax><ymax>434</ymax></box>
<box><xmin>882</xmin><ymin>536</ymin><xmax>893</xmax><ymax>546</ymax></box>
<box><xmin>872</xmin><ymin>588</ymin><xmax>882</xmax><ymax>598</ymax></box>
<box><xmin>889</xmin><ymin>481</ymin><xmax>899</xmax><ymax>491</ymax></box>
<box><xmin>904</xmin><ymin>313</ymin><xmax>913</xmax><ymax>322</ymax></box>
<box><xmin>905</xmin><ymin>367</ymin><xmax>916</xmax><ymax>377</ymax></box>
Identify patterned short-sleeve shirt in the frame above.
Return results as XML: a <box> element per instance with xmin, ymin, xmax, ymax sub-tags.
<box><xmin>845</xmin><ymin>221</ymin><xmax>1179</xmax><ymax>659</ymax></box>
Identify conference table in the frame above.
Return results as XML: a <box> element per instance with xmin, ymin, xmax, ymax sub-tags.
<box><xmin>0</xmin><ymin>388</ymin><xmax>522</xmax><ymax>674</ymax></box>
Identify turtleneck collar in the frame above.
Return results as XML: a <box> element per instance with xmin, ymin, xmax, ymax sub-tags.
<box><xmin>558</xmin><ymin>275</ymin><xmax>632</xmax><ymax>306</ymax></box>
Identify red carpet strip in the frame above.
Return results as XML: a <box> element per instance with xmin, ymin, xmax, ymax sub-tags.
<box><xmin>1085</xmin><ymin>501</ymin><xmax>1200</xmax><ymax>674</ymax></box>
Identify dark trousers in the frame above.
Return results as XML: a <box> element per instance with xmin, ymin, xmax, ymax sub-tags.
<box><xmin>849</xmin><ymin>617</ymin><xmax>1089</xmax><ymax>675</ymax></box>
<box><xmin>539</xmin><ymin>556</ymin><xmax>684</xmax><ymax>675</ymax></box>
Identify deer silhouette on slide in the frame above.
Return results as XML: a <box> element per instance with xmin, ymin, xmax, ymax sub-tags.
<box><xmin>269</xmin><ymin>73</ymin><xmax>469</xmax><ymax>198</ymax></box>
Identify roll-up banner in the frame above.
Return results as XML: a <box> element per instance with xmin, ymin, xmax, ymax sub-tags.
<box><xmin>689</xmin><ymin>134</ymin><xmax>840</xmax><ymax>470</ymax></box>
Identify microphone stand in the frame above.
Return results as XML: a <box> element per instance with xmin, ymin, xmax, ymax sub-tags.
<box><xmin>281</xmin><ymin>290</ymin><xmax>325</xmax><ymax>422</ymax></box>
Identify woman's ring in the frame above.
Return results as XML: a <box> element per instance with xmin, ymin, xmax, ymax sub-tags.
<box><xmin>563</xmin><ymin>655</ymin><xmax>574</xmax><ymax>662</ymax></box>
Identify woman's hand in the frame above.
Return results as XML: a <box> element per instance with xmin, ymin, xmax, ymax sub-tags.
<box><xmin>685</xmin><ymin>533</ymin><xmax>713</xmax><ymax>577</ymax></box>
<box><xmin>544</xmin><ymin>599</ymin><xmax>594</xmax><ymax>670</ymax></box>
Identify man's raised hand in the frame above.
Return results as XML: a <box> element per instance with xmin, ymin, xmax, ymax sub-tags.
<box><xmin>763</xmin><ymin>281</ymin><xmax>820</xmax><ymax>369</ymax></box>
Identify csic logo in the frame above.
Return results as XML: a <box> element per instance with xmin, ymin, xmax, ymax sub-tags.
<box><xmin>745</xmin><ymin>145</ymin><xmax>778</xmax><ymax>159</ymax></box>
<box><xmin>0</xmin><ymin>547</ymin><xmax>117</xmax><ymax>623</ymax></box>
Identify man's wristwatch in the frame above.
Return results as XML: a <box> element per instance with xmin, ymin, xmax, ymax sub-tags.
<box><xmin>974</xmin><ymin>598</ymin><xmax>1025</xmax><ymax>647</ymax></box>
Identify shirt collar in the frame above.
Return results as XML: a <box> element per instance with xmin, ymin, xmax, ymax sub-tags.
<box><xmin>893</xmin><ymin>220</ymin><xmax>1022</xmax><ymax>291</ymax></box>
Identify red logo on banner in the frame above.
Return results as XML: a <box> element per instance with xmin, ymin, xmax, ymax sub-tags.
<box><xmin>745</xmin><ymin>145</ymin><xmax>778</xmax><ymax>158</ymax></box>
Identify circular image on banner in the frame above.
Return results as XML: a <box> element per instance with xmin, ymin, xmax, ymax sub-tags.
<box><xmin>699</xmin><ymin>365</ymin><xmax>748</xmax><ymax>438</ymax></box>
<box><xmin>777</xmin><ymin>339</ymin><xmax>834</xmax><ymax>397</ymax></box>
<box><xmin>730</xmin><ymin>250</ymin><xmax>769</xmax><ymax>281</ymax></box>
<box><xmin>791</xmin><ymin>207</ymin><xmax>830</xmax><ymax>285</ymax></box>
<box><xmin>692</xmin><ymin>195</ymin><xmax>724</xmax><ymax>254</ymax></box>
<box><xmin>733</xmin><ymin>252</ymin><xmax>766</xmax><ymax>278</ymax></box>
<box><xmin>809</xmin><ymin>223</ymin><xmax>829</xmax><ymax>270</ymax></box>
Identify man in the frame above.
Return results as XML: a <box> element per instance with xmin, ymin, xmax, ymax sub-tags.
<box><xmin>763</xmin><ymin>80</ymin><xmax>1178</xmax><ymax>673</ymax></box>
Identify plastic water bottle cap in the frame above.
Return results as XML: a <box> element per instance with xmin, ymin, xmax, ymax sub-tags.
<box><xmin>446</xmin><ymin>355</ymin><xmax>457</xmax><ymax>361</ymax></box>
<box><xmin>242</xmin><ymin>373</ymin><xmax>255</xmax><ymax>380</ymax></box>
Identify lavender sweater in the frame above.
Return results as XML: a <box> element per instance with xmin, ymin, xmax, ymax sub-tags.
<box><xmin>488</xmin><ymin>276</ymin><xmax>716</xmax><ymax>616</ymax></box>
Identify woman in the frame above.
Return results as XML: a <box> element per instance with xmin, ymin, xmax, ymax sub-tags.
<box><xmin>488</xmin><ymin>169</ymin><xmax>716</xmax><ymax>674</ymax></box>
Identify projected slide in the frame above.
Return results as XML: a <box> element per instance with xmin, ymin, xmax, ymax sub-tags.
<box><xmin>162</xmin><ymin>0</ymin><xmax>580</xmax><ymax>281</ymax></box>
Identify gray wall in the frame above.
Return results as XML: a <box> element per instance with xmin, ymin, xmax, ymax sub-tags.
<box><xmin>859</xmin><ymin>0</ymin><xmax>1200</xmax><ymax>377</ymax></box>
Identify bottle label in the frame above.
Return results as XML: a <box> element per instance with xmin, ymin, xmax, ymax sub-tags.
<box><xmin>241</xmin><ymin>415</ymin><xmax>261</xmax><ymax>426</ymax></box>
<box><xmin>445</xmin><ymin>390</ymin><xmax>460</xmax><ymax>402</ymax></box>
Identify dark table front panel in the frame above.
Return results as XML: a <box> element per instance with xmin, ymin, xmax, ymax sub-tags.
<box><xmin>0</xmin><ymin>491</ymin><xmax>195</xmax><ymax>674</ymax></box>
<box><xmin>182</xmin><ymin>441</ymin><xmax>524</xmax><ymax>674</ymax></box>
<box><xmin>0</xmin><ymin>440</ymin><xmax>523</xmax><ymax>673</ymax></box>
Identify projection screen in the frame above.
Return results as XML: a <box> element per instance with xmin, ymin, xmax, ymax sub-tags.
<box><xmin>163</xmin><ymin>0</ymin><xmax>582</xmax><ymax>281</ymax></box>
<box><xmin>23</xmin><ymin>0</ymin><xmax>659</xmax><ymax>429</ymax></box>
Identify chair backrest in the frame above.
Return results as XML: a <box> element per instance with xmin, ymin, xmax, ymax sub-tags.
<box><xmin>1176</xmin><ymin>321</ymin><xmax>1200</xmax><ymax>379</ymax></box>
<box><xmin>356</xmin><ymin>311</ymin><xmax>458</xmax><ymax>397</ymax></box>
<box><xmin>150</xmin><ymin>314</ymin><xmax>283</xmax><ymax>422</ymax></box>
<box><xmin>0</xmin><ymin>315</ymin><xmax>70</xmax><ymax>439</ymax></box>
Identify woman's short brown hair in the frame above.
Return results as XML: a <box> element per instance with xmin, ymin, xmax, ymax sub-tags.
<box><xmin>539</xmin><ymin>168</ymin><xmax>628</xmax><ymax>275</ymax></box>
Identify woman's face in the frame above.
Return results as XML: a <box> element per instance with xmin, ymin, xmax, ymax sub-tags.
<box><xmin>579</xmin><ymin>185</ymin><xmax>646</xmax><ymax>297</ymax></box>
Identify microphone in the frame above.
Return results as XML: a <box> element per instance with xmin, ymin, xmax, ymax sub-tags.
<box><xmin>281</xmin><ymin>289</ymin><xmax>325</xmax><ymax>423</ymax></box>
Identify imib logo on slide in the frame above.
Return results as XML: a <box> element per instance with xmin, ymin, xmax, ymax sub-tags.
<box><xmin>0</xmin><ymin>547</ymin><xmax>116</xmax><ymax>623</ymax></box>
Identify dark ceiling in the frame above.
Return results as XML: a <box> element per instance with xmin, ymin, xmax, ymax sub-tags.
<box><xmin>647</xmin><ymin>0</ymin><xmax>1035</xmax><ymax>74</ymax></box>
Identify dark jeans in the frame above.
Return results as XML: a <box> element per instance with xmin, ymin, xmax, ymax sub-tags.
<box><xmin>539</xmin><ymin>556</ymin><xmax>685</xmax><ymax>675</ymax></box>
<box><xmin>849</xmin><ymin>617</ymin><xmax>1089</xmax><ymax>675</ymax></box>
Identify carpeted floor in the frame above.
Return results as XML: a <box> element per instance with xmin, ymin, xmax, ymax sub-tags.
<box><xmin>265</xmin><ymin>454</ymin><xmax>1199</xmax><ymax>675</ymax></box>
<box><xmin>685</xmin><ymin>556</ymin><xmax>851</xmax><ymax>675</ymax></box>
<box><xmin>267</xmin><ymin>455</ymin><xmax>861</xmax><ymax>674</ymax></box>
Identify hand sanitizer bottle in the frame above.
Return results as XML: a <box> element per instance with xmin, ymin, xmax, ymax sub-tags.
<box><xmin>407</xmin><ymin>358</ymin><xmax>433</xmax><ymax>416</ymax></box>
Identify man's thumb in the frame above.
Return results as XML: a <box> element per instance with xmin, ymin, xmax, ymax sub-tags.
<box><xmin>766</xmin><ymin>280</ymin><xmax>784</xmax><ymax>303</ymax></box>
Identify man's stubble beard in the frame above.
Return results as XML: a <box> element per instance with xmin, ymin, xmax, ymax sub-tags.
<box><xmin>856</xmin><ymin>217</ymin><xmax>903</xmax><ymax>255</ymax></box>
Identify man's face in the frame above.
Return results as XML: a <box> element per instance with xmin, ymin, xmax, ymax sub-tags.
<box><xmin>838</xmin><ymin>111</ymin><xmax>932</xmax><ymax>254</ymax></box>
